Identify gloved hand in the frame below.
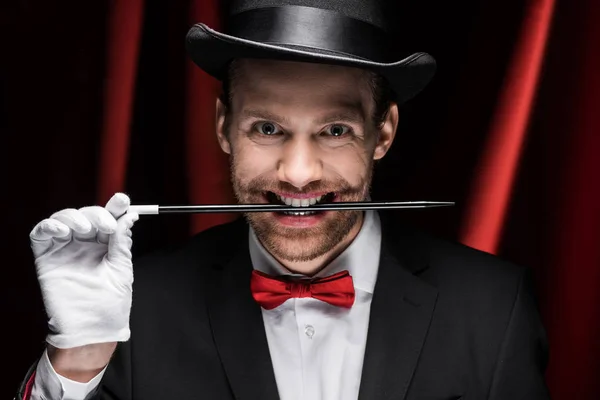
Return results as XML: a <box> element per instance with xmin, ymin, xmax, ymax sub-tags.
<box><xmin>29</xmin><ymin>193</ymin><xmax>139</xmax><ymax>349</ymax></box>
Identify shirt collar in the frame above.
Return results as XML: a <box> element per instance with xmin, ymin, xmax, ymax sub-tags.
<box><xmin>248</xmin><ymin>210</ymin><xmax>382</xmax><ymax>293</ymax></box>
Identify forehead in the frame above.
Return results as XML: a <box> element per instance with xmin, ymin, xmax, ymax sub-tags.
<box><xmin>230</xmin><ymin>59</ymin><xmax>373</xmax><ymax>113</ymax></box>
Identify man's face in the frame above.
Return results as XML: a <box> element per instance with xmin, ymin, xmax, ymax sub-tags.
<box><xmin>216</xmin><ymin>59</ymin><xmax>397</xmax><ymax>265</ymax></box>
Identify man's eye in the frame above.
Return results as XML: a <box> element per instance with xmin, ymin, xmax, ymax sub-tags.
<box><xmin>324</xmin><ymin>124</ymin><xmax>351</xmax><ymax>137</ymax></box>
<box><xmin>255</xmin><ymin>122</ymin><xmax>281</xmax><ymax>135</ymax></box>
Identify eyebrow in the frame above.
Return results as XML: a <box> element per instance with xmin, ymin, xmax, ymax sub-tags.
<box><xmin>316</xmin><ymin>111</ymin><xmax>364</xmax><ymax>125</ymax></box>
<box><xmin>241</xmin><ymin>109</ymin><xmax>291</xmax><ymax>125</ymax></box>
<box><xmin>241</xmin><ymin>107</ymin><xmax>365</xmax><ymax>126</ymax></box>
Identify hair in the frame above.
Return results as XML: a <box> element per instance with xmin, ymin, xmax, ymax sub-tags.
<box><xmin>219</xmin><ymin>59</ymin><xmax>394</xmax><ymax>129</ymax></box>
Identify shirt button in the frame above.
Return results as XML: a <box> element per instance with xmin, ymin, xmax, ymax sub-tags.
<box><xmin>304</xmin><ymin>325</ymin><xmax>315</xmax><ymax>338</ymax></box>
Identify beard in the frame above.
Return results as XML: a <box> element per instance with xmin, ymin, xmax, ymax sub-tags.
<box><xmin>230</xmin><ymin>158</ymin><xmax>374</xmax><ymax>263</ymax></box>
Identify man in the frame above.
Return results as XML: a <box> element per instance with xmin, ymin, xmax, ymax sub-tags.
<box><xmin>16</xmin><ymin>0</ymin><xmax>550</xmax><ymax>399</ymax></box>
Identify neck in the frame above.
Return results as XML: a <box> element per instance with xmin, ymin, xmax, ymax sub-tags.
<box><xmin>274</xmin><ymin>212</ymin><xmax>365</xmax><ymax>276</ymax></box>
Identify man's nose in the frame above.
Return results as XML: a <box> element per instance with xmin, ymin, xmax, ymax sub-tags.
<box><xmin>277</xmin><ymin>138</ymin><xmax>323</xmax><ymax>189</ymax></box>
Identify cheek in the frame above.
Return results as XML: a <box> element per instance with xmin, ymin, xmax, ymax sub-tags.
<box><xmin>231</xmin><ymin>139</ymin><xmax>281</xmax><ymax>178</ymax></box>
<box><xmin>322</xmin><ymin>145</ymin><xmax>372</xmax><ymax>181</ymax></box>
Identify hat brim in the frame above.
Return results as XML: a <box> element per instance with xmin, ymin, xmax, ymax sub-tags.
<box><xmin>186</xmin><ymin>24</ymin><xmax>436</xmax><ymax>104</ymax></box>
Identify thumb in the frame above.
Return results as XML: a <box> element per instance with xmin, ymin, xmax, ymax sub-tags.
<box><xmin>107</xmin><ymin>211</ymin><xmax>139</xmax><ymax>264</ymax></box>
<box><xmin>105</xmin><ymin>192</ymin><xmax>131</xmax><ymax>219</ymax></box>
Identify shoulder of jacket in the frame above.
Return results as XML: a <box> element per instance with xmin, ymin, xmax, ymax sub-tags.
<box><xmin>382</xmin><ymin>218</ymin><xmax>527</xmax><ymax>289</ymax></box>
<box><xmin>133</xmin><ymin>217</ymin><xmax>248</xmax><ymax>274</ymax></box>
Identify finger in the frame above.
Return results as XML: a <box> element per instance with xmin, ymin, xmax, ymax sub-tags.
<box><xmin>97</xmin><ymin>231</ymin><xmax>110</xmax><ymax>245</ymax></box>
<box><xmin>30</xmin><ymin>218</ymin><xmax>71</xmax><ymax>241</ymax></box>
<box><xmin>50</xmin><ymin>208</ymin><xmax>93</xmax><ymax>234</ymax></box>
<box><xmin>107</xmin><ymin>212</ymin><xmax>139</xmax><ymax>262</ymax></box>
<box><xmin>99</xmin><ymin>222</ymin><xmax>131</xmax><ymax>244</ymax></box>
<box><xmin>104</xmin><ymin>192</ymin><xmax>130</xmax><ymax>219</ymax></box>
<box><xmin>29</xmin><ymin>218</ymin><xmax>71</xmax><ymax>258</ymax></box>
<box><xmin>79</xmin><ymin>206</ymin><xmax>118</xmax><ymax>234</ymax></box>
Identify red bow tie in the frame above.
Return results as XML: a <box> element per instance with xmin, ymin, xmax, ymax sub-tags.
<box><xmin>250</xmin><ymin>270</ymin><xmax>355</xmax><ymax>310</ymax></box>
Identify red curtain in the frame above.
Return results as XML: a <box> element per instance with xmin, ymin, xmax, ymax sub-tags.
<box><xmin>3</xmin><ymin>1</ymin><xmax>599</xmax><ymax>398</ymax></box>
<box><xmin>185</xmin><ymin>0</ymin><xmax>235</xmax><ymax>233</ymax></box>
<box><xmin>95</xmin><ymin>0</ymin><xmax>233</xmax><ymax>233</ymax></box>
<box><xmin>460</xmin><ymin>0</ymin><xmax>556</xmax><ymax>252</ymax></box>
<box><xmin>458</xmin><ymin>1</ymin><xmax>600</xmax><ymax>397</ymax></box>
<box><xmin>97</xmin><ymin>0</ymin><xmax>144</xmax><ymax>202</ymax></box>
<box><xmin>538</xmin><ymin>2</ymin><xmax>600</xmax><ymax>396</ymax></box>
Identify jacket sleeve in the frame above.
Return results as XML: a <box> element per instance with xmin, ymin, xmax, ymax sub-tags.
<box><xmin>488</xmin><ymin>268</ymin><xmax>550</xmax><ymax>400</ymax></box>
<box><xmin>14</xmin><ymin>359</ymin><xmax>37</xmax><ymax>400</ymax></box>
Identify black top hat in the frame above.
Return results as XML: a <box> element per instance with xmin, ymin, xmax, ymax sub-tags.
<box><xmin>185</xmin><ymin>0</ymin><xmax>436</xmax><ymax>104</ymax></box>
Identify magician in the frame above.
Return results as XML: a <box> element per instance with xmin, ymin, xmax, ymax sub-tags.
<box><xmin>17</xmin><ymin>0</ymin><xmax>550</xmax><ymax>399</ymax></box>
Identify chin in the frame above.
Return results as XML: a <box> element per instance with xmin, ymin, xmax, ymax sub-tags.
<box><xmin>263</xmin><ymin>232</ymin><xmax>332</xmax><ymax>263</ymax></box>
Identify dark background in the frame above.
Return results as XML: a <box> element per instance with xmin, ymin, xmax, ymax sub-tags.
<box><xmin>2</xmin><ymin>0</ymin><xmax>599</xmax><ymax>398</ymax></box>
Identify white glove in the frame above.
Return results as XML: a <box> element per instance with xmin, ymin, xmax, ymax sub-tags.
<box><xmin>29</xmin><ymin>193</ymin><xmax>139</xmax><ymax>349</ymax></box>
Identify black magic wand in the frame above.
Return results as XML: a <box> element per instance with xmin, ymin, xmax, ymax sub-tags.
<box><xmin>129</xmin><ymin>201</ymin><xmax>454</xmax><ymax>215</ymax></box>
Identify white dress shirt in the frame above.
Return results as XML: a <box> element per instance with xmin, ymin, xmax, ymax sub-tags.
<box><xmin>30</xmin><ymin>349</ymin><xmax>105</xmax><ymax>400</ymax></box>
<box><xmin>30</xmin><ymin>211</ymin><xmax>382</xmax><ymax>400</ymax></box>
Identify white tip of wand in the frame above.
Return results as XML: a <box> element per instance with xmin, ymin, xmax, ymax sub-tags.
<box><xmin>129</xmin><ymin>205</ymin><xmax>159</xmax><ymax>215</ymax></box>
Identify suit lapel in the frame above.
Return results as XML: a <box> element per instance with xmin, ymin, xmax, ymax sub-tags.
<box><xmin>206</xmin><ymin>228</ymin><xmax>280</xmax><ymax>400</ymax></box>
<box><xmin>358</xmin><ymin>220</ymin><xmax>439</xmax><ymax>400</ymax></box>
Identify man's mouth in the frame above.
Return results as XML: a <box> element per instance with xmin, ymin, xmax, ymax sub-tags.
<box><xmin>265</xmin><ymin>191</ymin><xmax>336</xmax><ymax>216</ymax></box>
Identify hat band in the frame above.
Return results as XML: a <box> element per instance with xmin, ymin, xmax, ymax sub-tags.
<box><xmin>227</xmin><ymin>5</ymin><xmax>392</xmax><ymax>62</ymax></box>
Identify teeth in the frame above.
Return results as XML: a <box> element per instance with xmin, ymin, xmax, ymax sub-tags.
<box><xmin>279</xmin><ymin>194</ymin><xmax>325</xmax><ymax>207</ymax></box>
<box><xmin>283</xmin><ymin>211</ymin><xmax>317</xmax><ymax>216</ymax></box>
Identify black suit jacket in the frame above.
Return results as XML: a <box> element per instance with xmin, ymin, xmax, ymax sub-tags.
<box><xmin>18</xmin><ymin>215</ymin><xmax>550</xmax><ymax>400</ymax></box>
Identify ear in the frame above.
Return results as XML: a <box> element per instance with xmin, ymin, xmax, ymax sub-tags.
<box><xmin>215</xmin><ymin>97</ymin><xmax>231</xmax><ymax>154</ymax></box>
<box><xmin>373</xmin><ymin>103</ymin><xmax>399</xmax><ymax>160</ymax></box>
